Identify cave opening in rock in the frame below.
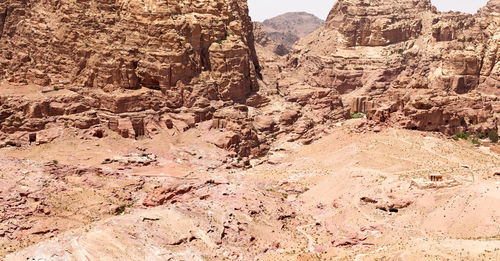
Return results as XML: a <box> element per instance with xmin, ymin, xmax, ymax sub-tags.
<box><xmin>29</xmin><ymin>133</ymin><xmax>36</xmax><ymax>143</ymax></box>
<box><xmin>142</xmin><ymin>78</ymin><xmax>160</xmax><ymax>90</ymax></box>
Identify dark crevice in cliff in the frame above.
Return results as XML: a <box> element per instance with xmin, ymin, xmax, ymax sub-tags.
<box><xmin>0</xmin><ymin>8</ymin><xmax>7</xmax><ymax>40</ymax></box>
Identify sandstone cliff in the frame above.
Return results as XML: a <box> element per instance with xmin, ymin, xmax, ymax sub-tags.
<box><xmin>0</xmin><ymin>0</ymin><xmax>260</xmax><ymax>98</ymax></box>
<box><xmin>285</xmin><ymin>0</ymin><xmax>499</xmax><ymax>135</ymax></box>
<box><xmin>0</xmin><ymin>0</ymin><xmax>271</xmax><ymax>157</ymax></box>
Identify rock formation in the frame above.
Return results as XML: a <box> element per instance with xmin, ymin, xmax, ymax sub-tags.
<box><xmin>1</xmin><ymin>0</ymin><xmax>497</xmax><ymax>155</ymax></box>
<box><xmin>254</xmin><ymin>12</ymin><xmax>324</xmax><ymax>56</ymax></box>
<box><xmin>0</xmin><ymin>0</ymin><xmax>352</xmax><ymax>158</ymax></box>
<box><xmin>0</xmin><ymin>0</ymin><xmax>260</xmax><ymax>95</ymax></box>
<box><xmin>1</xmin><ymin>1</ymin><xmax>500</xmax><ymax>259</ymax></box>
<box><xmin>284</xmin><ymin>0</ymin><xmax>499</xmax><ymax>135</ymax></box>
<box><xmin>0</xmin><ymin>0</ymin><xmax>273</xmax><ymax>157</ymax></box>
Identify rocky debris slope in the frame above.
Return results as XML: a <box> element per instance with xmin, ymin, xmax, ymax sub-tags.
<box><xmin>283</xmin><ymin>0</ymin><xmax>499</xmax><ymax>135</ymax></box>
<box><xmin>254</xmin><ymin>12</ymin><xmax>324</xmax><ymax>56</ymax></box>
<box><xmin>0</xmin><ymin>158</ymin><xmax>148</xmax><ymax>257</ymax></box>
<box><xmin>3</xmin><ymin>127</ymin><xmax>500</xmax><ymax>260</ymax></box>
<box><xmin>5</xmin><ymin>170</ymin><xmax>301</xmax><ymax>261</ymax></box>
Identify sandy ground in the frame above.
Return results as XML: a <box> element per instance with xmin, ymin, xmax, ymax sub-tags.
<box><xmin>2</xmin><ymin>121</ymin><xmax>500</xmax><ymax>260</ymax></box>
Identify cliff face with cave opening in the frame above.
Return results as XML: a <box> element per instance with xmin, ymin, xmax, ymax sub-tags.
<box><xmin>282</xmin><ymin>0</ymin><xmax>499</xmax><ymax>134</ymax></box>
<box><xmin>0</xmin><ymin>0</ymin><xmax>275</xmax><ymax>156</ymax></box>
<box><xmin>0</xmin><ymin>0</ymin><xmax>260</xmax><ymax>98</ymax></box>
<box><xmin>1</xmin><ymin>1</ymin><xmax>500</xmax><ymax>260</ymax></box>
<box><xmin>1</xmin><ymin>0</ymin><xmax>499</xmax><ymax>152</ymax></box>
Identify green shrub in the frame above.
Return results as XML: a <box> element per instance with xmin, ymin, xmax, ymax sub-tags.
<box><xmin>476</xmin><ymin>133</ymin><xmax>486</xmax><ymax>139</ymax></box>
<box><xmin>488</xmin><ymin>130</ymin><xmax>499</xmax><ymax>143</ymax></box>
<box><xmin>471</xmin><ymin>139</ymin><xmax>480</xmax><ymax>145</ymax></box>
<box><xmin>115</xmin><ymin>205</ymin><xmax>126</xmax><ymax>215</ymax></box>
<box><xmin>453</xmin><ymin>132</ymin><xmax>469</xmax><ymax>141</ymax></box>
<box><xmin>350</xmin><ymin>112</ymin><xmax>367</xmax><ymax>119</ymax></box>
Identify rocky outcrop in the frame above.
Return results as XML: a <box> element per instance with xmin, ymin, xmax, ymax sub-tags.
<box><xmin>254</xmin><ymin>12</ymin><xmax>324</xmax><ymax>56</ymax></box>
<box><xmin>0</xmin><ymin>0</ymin><xmax>272</xmax><ymax>157</ymax></box>
<box><xmin>0</xmin><ymin>158</ymin><xmax>146</xmax><ymax>256</ymax></box>
<box><xmin>326</xmin><ymin>0</ymin><xmax>431</xmax><ymax>47</ymax></box>
<box><xmin>368</xmin><ymin>91</ymin><xmax>497</xmax><ymax>135</ymax></box>
<box><xmin>253</xmin><ymin>22</ymin><xmax>289</xmax><ymax>56</ymax></box>
<box><xmin>0</xmin><ymin>0</ymin><xmax>260</xmax><ymax>95</ymax></box>
<box><xmin>285</xmin><ymin>0</ymin><xmax>499</xmax><ymax>135</ymax></box>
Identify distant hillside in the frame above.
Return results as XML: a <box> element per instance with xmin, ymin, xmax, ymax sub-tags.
<box><xmin>254</xmin><ymin>12</ymin><xmax>324</xmax><ymax>56</ymax></box>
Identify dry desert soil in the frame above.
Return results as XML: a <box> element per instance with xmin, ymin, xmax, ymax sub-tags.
<box><xmin>1</xmin><ymin>0</ymin><xmax>500</xmax><ymax>260</ymax></box>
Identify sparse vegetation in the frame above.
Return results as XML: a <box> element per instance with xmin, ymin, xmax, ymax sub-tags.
<box><xmin>114</xmin><ymin>201</ymin><xmax>135</xmax><ymax>215</ymax></box>
<box><xmin>350</xmin><ymin>112</ymin><xmax>367</xmax><ymax>119</ymax></box>
<box><xmin>476</xmin><ymin>133</ymin><xmax>486</xmax><ymax>139</ymax></box>
<box><xmin>488</xmin><ymin>130</ymin><xmax>498</xmax><ymax>143</ymax></box>
<box><xmin>115</xmin><ymin>205</ymin><xmax>127</xmax><ymax>215</ymax></box>
<box><xmin>452</xmin><ymin>132</ymin><xmax>486</xmax><ymax>146</ymax></box>
<box><xmin>452</xmin><ymin>132</ymin><xmax>469</xmax><ymax>141</ymax></box>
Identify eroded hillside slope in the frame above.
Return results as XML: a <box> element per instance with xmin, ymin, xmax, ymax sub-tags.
<box><xmin>4</xmin><ymin>124</ymin><xmax>500</xmax><ymax>260</ymax></box>
<box><xmin>254</xmin><ymin>12</ymin><xmax>324</xmax><ymax>56</ymax></box>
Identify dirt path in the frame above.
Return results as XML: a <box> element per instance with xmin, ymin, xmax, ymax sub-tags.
<box><xmin>297</xmin><ymin>223</ymin><xmax>316</xmax><ymax>253</ymax></box>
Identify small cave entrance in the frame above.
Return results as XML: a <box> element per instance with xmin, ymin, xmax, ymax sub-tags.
<box><xmin>141</xmin><ymin>78</ymin><xmax>160</xmax><ymax>90</ymax></box>
<box><xmin>29</xmin><ymin>133</ymin><xmax>37</xmax><ymax>143</ymax></box>
<box><xmin>201</xmin><ymin>47</ymin><xmax>211</xmax><ymax>71</ymax></box>
<box><xmin>93</xmin><ymin>129</ymin><xmax>104</xmax><ymax>139</ymax></box>
<box><xmin>131</xmin><ymin>118</ymin><xmax>145</xmax><ymax>139</ymax></box>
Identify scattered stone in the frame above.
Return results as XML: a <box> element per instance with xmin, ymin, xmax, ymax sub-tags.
<box><xmin>102</xmin><ymin>153</ymin><xmax>157</xmax><ymax>166</ymax></box>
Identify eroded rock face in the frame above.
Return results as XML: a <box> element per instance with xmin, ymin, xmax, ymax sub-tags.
<box><xmin>254</xmin><ymin>12</ymin><xmax>324</xmax><ymax>56</ymax></box>
<box><xmin>0</xmin><ymin>0</ymin><xmax>259</xmax><ymax>94</ymax></box>
<box><xmin>285</xmin><ymin>0</ymin><xmax>500</xmax><ymax>134</ymax></box>
<box><xmin>0</xmin><ymin>158</ymin><xmax>147</xmax><ymax>255</ymax></box>
<box><xmin>326</xmin><ymin>0</ymin><xmax>431</xmax><ymax>47</ymax></box>
<box><xmin>0</xmin><ymin>0</ymin><xmax>272</xmax><ymax>157</ymax></box>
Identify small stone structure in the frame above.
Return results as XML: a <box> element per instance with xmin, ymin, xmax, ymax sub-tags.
<box><xmin>351</xmin><ymin>97</ymin><xmax>375</xmax><ymax>114</ymax></box>
<box><xmin>212</xmin><ymin>118</ymin><xmax>228</xmax><ymax>129</ymax></box>
<box><xmin>108</xmin><ymin>117</ymin><xmax>146</xmax><ymax>139</ymax></box>
<box><xmin>429</xmin><ymin>173</ymin><xmax>443</xmax><ymax>182</ymax></box>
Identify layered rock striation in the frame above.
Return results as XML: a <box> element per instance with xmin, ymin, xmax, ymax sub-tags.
<box><xmin>0</xmin><ymin>0</ymin><xmax>260</xmax><ymax>98</ymax></box>
<box><xmin>285</xmin><ymin>0</ymin><xmax>499</xmax><ymax>135</ymax></box>
<box><xmin>0</xmin><ymin>0</ymin><xmax>273</xmax><ymax>157</ymax></box>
